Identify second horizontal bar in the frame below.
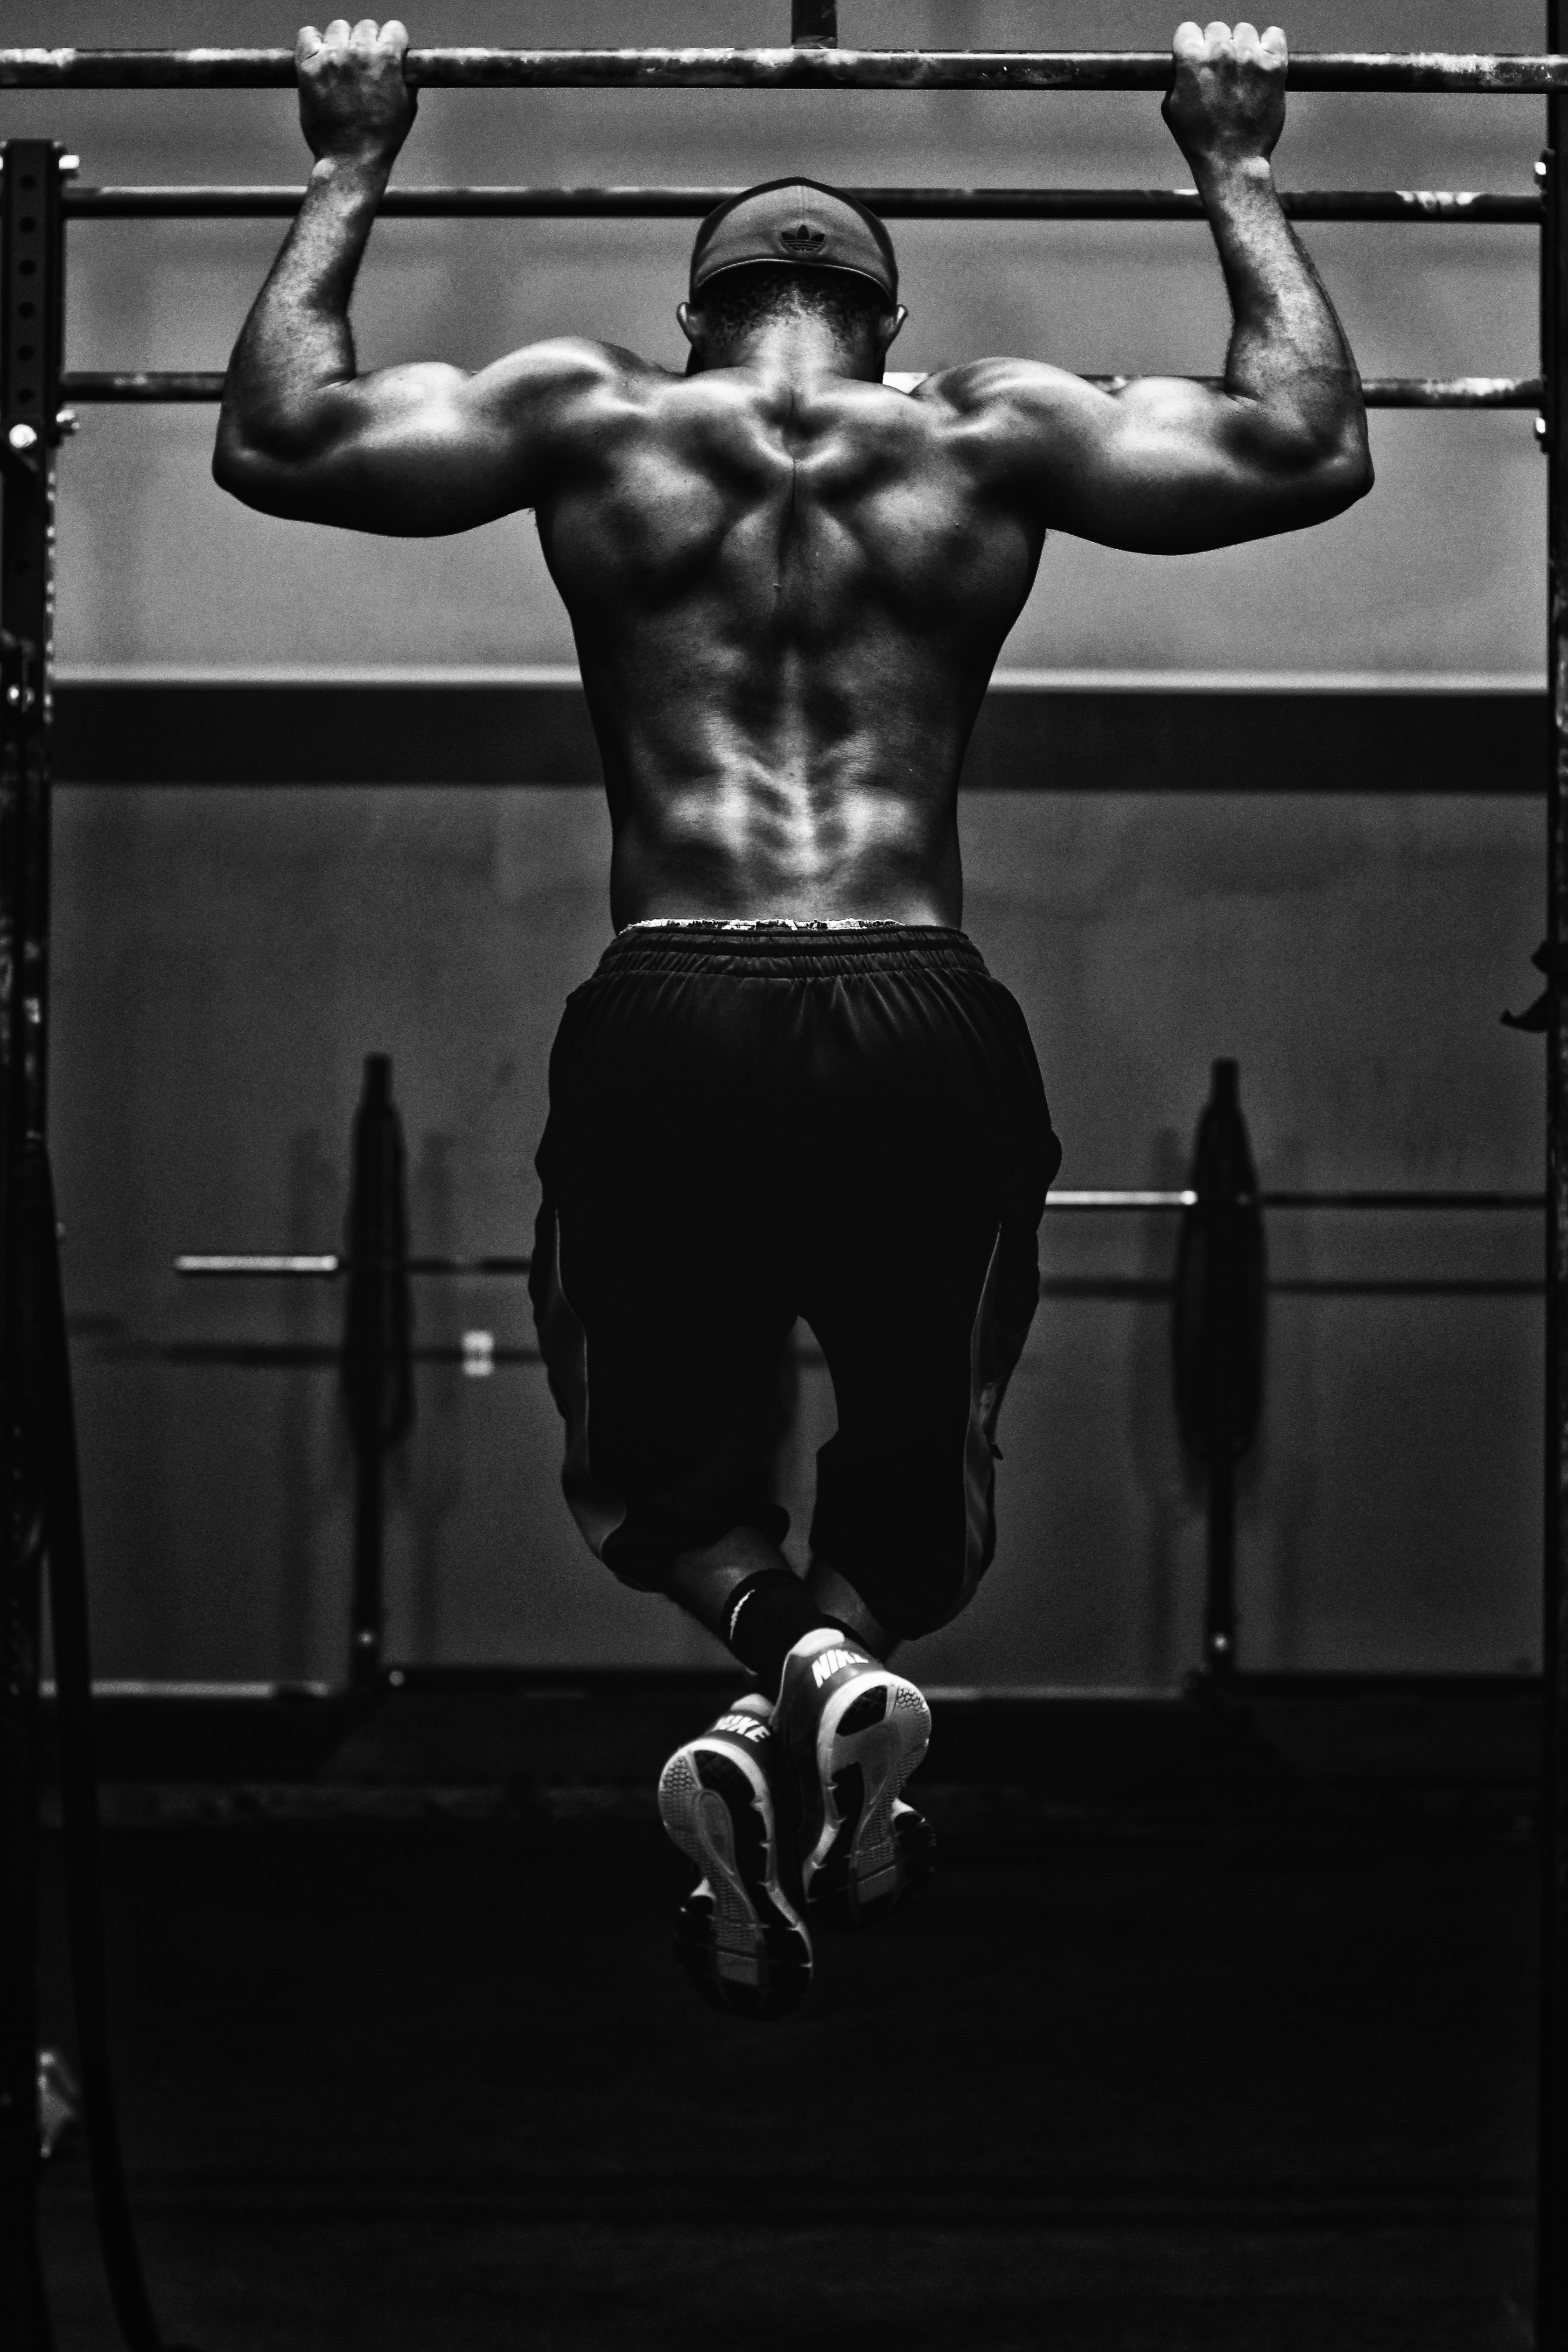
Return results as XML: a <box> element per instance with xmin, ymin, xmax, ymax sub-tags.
<box><xmin>59</xmin><ymin>185</ymin><xmax>1543</xmax><ymax>224</ymax></box>
<box><xmin>63</xmin><ymin>372</ymin><xmax>1543</xmax><ymax>410</ymax></box>
<box><xmin>172</xmin><ymin>1190</ymin><xmax>1547</xmax><ymax>1277</ymax></box>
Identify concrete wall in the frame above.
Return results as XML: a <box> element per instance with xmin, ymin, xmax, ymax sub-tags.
<box><xmin>5</xmin><ymin>0</ymin><xmax>1551</xmax><ymax>1684</ymax></box>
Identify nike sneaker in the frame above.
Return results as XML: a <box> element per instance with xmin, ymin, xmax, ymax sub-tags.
<box><xmin>774</xmin><ymin>1628</ymin><xmax>935</xmax><ymax>1932</ymax></box>
<box><xmin>657</xmin><ymin>1690</ymin><xmax>812</xmax><ymax>2021</ymax></box>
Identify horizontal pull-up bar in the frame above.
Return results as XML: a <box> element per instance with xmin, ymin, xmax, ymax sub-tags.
<box><xmin>56</xmin><ymin>184</ymin><xmax>1544</xmax><ymax>225</ymax></box>
<box><xmin>4</xmin><ymin>47</ymin><xmax>1568</xmax><ymax>94</ymax></box>
<box><xmin>58</xmin><ymin>371</ymin><xmax>1541</xmax><ymax>410</ymax></box>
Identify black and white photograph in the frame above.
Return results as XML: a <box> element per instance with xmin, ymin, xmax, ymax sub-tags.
<box><xmin>0</xmin><ymin>5</ymin><xmax>1557</xmax><ymax>2347</ymax></box>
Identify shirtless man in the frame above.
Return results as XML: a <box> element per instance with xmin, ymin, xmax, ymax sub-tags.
<box><xmin>216</xmin><ymin>17</ymin><xmax>1370</xmax><ymax>2020</ymax></box>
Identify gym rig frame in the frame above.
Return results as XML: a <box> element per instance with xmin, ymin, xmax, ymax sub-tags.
<box><xmin>2</xmin><ymin>7</ymin><xmax>1567</xmax><ymax>2347</ymax></box>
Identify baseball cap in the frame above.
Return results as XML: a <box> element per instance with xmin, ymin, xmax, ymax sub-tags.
<box><xmin>690</xmin><ymin>178</ymin><xmax>898</xmax><ymax>303</ymax></box>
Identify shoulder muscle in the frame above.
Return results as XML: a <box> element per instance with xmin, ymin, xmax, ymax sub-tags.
<box><xmin>218</xmin><ymin>338</ymin><xmax>656</xmax><ymax>536</ymax></box>
<box><xmin>915</xmin><ymin>356</ymin><xmax>1367</xmax><ymax>555</ymax></box>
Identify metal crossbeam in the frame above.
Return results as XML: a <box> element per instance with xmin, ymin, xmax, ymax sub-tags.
<box><xmin>51</xmin><ymin>185</ymin><xmax>1547</xmax><ymax>224</ymax></box>
<box><xmin>0</xmin><ymin>138</ymin><xmax>65</xmax><ymax>2352</ymax></box>
<box><xmin>57</xmin><ymin>370</ymin><xmax>1543</xmax><ymax>410</ymax></box>
<box><xmin>2</xmin><ymin>47</ymin><xmax>1568</xmax><ymax>93</ymax></box>
<box><xmin>1544</xmin><ymin>14</ymin><xmax>1568</xmax><ymax>2345</ymax></box>
<box><xmin>169</xmin><ymin>1192</ymin><xmax>1548</xmax><ymax>1276</ymax></box>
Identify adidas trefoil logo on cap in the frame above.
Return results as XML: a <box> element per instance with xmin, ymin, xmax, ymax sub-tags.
<box><xmin>780</xmin><ymin>222</ymin><xmax>827</xmax><ymax>256</ymax></box>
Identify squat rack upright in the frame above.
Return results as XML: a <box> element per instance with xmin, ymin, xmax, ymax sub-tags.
<box><xmin>2</xmin><ymin>11</ymin><xmax>1567</xmax><ymax>2349</ymax></box>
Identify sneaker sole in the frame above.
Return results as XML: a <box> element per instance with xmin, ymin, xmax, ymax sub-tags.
<box><xmin>800</xmin><ymin>1675</ymin><xmax>935</xmax><ymax>1932</ymax></box>
<box><xmin>658</xmin><ymin>1742</ymin><xmax>812</xmax><ymax>2021</ymax></box>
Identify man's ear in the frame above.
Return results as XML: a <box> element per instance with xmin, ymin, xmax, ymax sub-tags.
<box><xmin>879</xmin><ymin>305</ymin><xmax>909</xmax><ymax>353</ymax></box>
<box><xmin>677</xmin><ymin>300</ymin><xmax>700</xmax><ymax>348</ymax></box>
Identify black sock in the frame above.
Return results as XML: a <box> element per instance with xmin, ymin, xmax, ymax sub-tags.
<box><xmin>722</xmin><ymin>1570</ymin><xmax>838</xmax><ymax>1697</ymax></box>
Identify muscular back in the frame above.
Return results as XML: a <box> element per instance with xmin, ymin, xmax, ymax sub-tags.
<box><xmin>536</xmin><ymin>355</ymin><xmax>1043</xmax><ymax>927</ymax></box>
<box><xmin>215</xmin><ymin>17</ymin><xmax>1373</xmax><ymax>928</ymax></box>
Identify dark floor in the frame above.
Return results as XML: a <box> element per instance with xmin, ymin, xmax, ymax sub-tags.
<box><xmin>36</xmin><ymin>1795</ymin><xmax>1538</xmax><ymax>2352</ymax></box>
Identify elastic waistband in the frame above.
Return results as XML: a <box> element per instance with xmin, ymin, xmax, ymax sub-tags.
<box><xmin>597</xmin><ymin>920</ymin><xmax>986</xmax><ymax>981</ymax></box>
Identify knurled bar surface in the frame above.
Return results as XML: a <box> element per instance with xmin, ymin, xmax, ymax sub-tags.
<box><xmin>3</xmin><ymin>48</ymin><xmax>1568</xmax><ymax>92</ymax></box>
<box><xmin>54</xmin><ymin>186</ymin><xmax>1547</xmax><ymax>223</ymax></box>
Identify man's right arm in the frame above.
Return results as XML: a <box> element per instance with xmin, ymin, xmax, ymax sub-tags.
<box><xmin>937</xmin><ymin>19</ymin><xmax>1372</xmax><ymax>555</ymax></box>
<box><xmin>212</xmin><ymin>18</ymin><xmax>629</xmax><ymax>534</ymax></box>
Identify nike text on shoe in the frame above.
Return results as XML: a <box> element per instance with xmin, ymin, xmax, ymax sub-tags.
<box><xmin>776</xmin><ymin>1628</ymin><xmax>936</xmax><ymax>1933</ymax></box>
<box><xmin>657</xmin><ymin>1691</ymin><xmax>812</xmax><ymax>2021</ymax></box>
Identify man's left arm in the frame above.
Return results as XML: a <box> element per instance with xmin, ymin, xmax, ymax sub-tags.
<box><xmin>937</xmin><ymin>20</ymin><xmax>1373</xmax><ymax>555</ymax></box>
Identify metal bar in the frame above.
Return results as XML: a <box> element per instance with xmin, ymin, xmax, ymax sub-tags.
<box><xmin>175</xmin><ymin>1253</ymin><xmax>340</xmax><ymax>1275</ymax></box>
<box><xmin>29</xmin><ymin>1143</ymin><xmax>169</xmax><ymax>2352</ymax></box>
<box><xmin>113</xmin><ymin>1339</ymin><xmax>546</xmax><ymax>1370</ymax></box>
<box><xmin>1545</xmin><ymin>10</ymin><xmax>1568</xmax><ymax>2345</ymax></box>
<box><xmin>0</xmin><ymin>136</ymin><xmax>63</xmax><ymax>2352</ymax></box>
<box><xmin>1049</xmin><ymin>1191</ymin><xmax>1196</xmax><ymax>1210</ymax></box>
<box><xmin>51</xmin><ymin>184</ymin><xmax>1549</xmax><ymax>224</ymax></box>
<box><xmin>174</xmin><ymin>1252</ymin><xmax>535</xmax><ymax>1275</ymax></box>
<box><xmin>63</xmin><ymin>373</ymin><xmax>224</xmax><ymax>402</ymax></box>
<box><xmin>1360</xmin><ymin>378</ymin><xmax>1540</xmax><ymax>409</ymax></box>
<box><xmin>1088</xmin><ymin>377</ymin><xmax>1543</xmax><ymax>409</ymax></box>
<box><xmin>1</xmin><ymin>147</ymin><xmax>177</xmax><ymax>2352</ymax></box>
<box><xmin>63</xmin><ymin>371</ymin><xmax>1546</xmax><ymax>410</ymax></box>
<box><xmin>1260</xmin><ymin>1190</ymin><xmax>1546</xmax><ymax>1208</ymax></box>
<box><xmin>4</xmin><ymin>49</ymin><xmax>1568</xmax><ymax>94</ymax></box>
<box><xmin>1268</xmin><ymin>1278</ymin><xmax>1546</xmax><ymax>1296</ymax></box>
<box><xmin>169</xmin><ymin>1192</ymin><xmax>1548</xmax><ymax>1275</ymax></box>
<box><xmin>168</xmin><ymin>1191</ymin><xmax>1550</xmax><ymax>1279</ymax></box>
<box><xmin>1543</xmin><ymin>8</ymin><xmax>1568</xmax><ymax>2346</ymax></box>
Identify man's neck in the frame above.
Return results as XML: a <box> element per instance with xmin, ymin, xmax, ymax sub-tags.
<box><xmin>707</xmin><ymin>316</ymin><xmax>879</xmax><ymax>385</ymax></box>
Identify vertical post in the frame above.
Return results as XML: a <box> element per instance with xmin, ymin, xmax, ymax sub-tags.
<box><xmin>791</xmin><ymin>0</ymin><xmax>838</xmax><ymax>47</ymax></box>
<box><xmin>0</xmin><ymin>137</ymin><xmax>64</xmax><ymax>2352</ymax></box>
<box><xmin>341</xmin><ymin>1054</ymin><xmax>413</xmax><ymax>1690</ymax></box>
<box><xmin>1541</xmin><ymin>11</ymin><xmax>1568</xmax><ymax>2342</ymax></box>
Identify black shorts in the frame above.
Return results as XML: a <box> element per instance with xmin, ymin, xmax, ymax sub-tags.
<box><xmin>529</xmin><ymin>921</ymin><xmax>1062</xmax><ymax>1641</ymax></box>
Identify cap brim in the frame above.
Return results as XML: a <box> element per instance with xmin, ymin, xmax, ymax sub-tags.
<box><xmin>691</xmin><ymin>257</ymin><xmax>895</xmax><ymax>300</ymax></box>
